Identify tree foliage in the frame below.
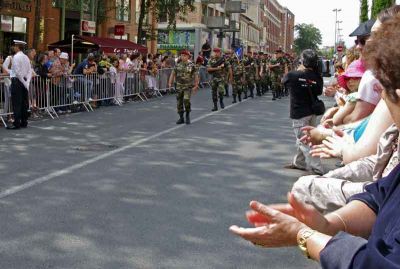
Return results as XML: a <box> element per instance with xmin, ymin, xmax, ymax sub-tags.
<box><xmin>360</xmin><ymin>0</ymin><xmax>369</xmax><ymax>22</ymax></box>
<box><xmin>371</xmin><ymin>0</ymin><xmax>395</xmax><ymax>19</ymax></box>
<box><xmin>294</xmin><ymin>24</ymin><xmax>322</xmax><ymax>55</ymax></box>
<box><xmin>137</xmin><ymin>0</ymin><xmax>196</xmax><ymax>44</ymax></box>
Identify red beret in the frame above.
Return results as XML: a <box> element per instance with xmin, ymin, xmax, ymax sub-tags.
<box><xmin>196</xmin><ymin>55</ymin><xmax>204</xmax><ymax>64</ymax></box>
<box><xmin>180</xmin><ymin>50</ymin><xmax>190</xmax><ymax>56</ymax></box>
<box><xmin>213</xmin><ymin>48</ymin><xmax>221</xmax><ymax>53</ymax></box>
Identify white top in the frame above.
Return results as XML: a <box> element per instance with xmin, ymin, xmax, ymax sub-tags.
<box><xmin>3</xmin><ymin>56</ymin><xmax>14</xmax><ymax>77</ymax></box>
<box><xmin>357</xmin><ymin>70</ymin><xmax>381</xmax><ymax>106</ymax></box>
<box><xmin>11</xmin><ymin>51</ymin><xmax>32</xmax><ymax>90</ymax></box>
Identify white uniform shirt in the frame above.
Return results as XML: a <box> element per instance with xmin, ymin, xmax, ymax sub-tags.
<box><xmin>11</xmin><ymin>51</ymin><xmax>32</xmax><ymax>90</ymax></box>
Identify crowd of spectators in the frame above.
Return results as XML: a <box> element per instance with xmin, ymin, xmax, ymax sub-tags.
<box><xmin>230</xmin><ymin>5</ymin><xmax>400</xmax><ymax>269</ymax></box>
<box><xmin>0</xmin><ymin>48</ymin><xmax>202</xmax><ymax>123</ymax></box>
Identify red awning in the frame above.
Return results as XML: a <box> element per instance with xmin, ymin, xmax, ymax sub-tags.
<box><xmin>77</xmin><ymin>35</ymin><xmax>148</xmax><ymax>54</ymax></box>
<box><xmin>48</xmin><ymin>35</ymin><xmax>148</xmax><ymax>55</ymax></box>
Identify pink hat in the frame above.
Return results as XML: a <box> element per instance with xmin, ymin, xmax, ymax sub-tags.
<box><xmin>338</xmin><ymin>60</ymin><xmax>366</xmax><ymax>90</ymax></box>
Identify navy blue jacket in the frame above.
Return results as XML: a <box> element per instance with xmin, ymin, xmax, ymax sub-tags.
<box><xmin>320</xmin><ymin>164</ymin><xmax>400</xmax><ymax>268</ymax></box>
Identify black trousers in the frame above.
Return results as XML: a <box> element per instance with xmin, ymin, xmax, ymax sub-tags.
<box><xmin>11</xmin><ymin>78</ymin><xmax>29</xmax><ymax>127</ymax></box>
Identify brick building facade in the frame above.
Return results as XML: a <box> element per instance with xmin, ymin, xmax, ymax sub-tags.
<box><xmin>0</xmin><ymin>0</ymin><xmax>60</xmax><ymax>54</ymax></box>
<box><xmin>0</xmin><ymin>0</ymin><xmax>150</xmax><ymax>55</ymax></box>
<box><xmin>261</xmin><ymin>0</ymin><xmax>294</xmax><ymax>54</ymax></box>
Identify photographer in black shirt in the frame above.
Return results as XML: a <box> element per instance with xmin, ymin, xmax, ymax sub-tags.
<box><xmin>283</xmin><ymin>49</ymin><xmax>324</xmax><ymax>175</ymax></box>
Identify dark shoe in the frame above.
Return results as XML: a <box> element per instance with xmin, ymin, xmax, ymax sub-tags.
<box><xmin>283</xmin><ymin>163</ymin><xmax>306</xmax><ymax>171</ymax></box>
<box><xmin>211</xmin><ymin>102</ymin><xmax>218</xmax><ymax>111</ymax></box>
<box><xmin>176</xmin><ymin>113</ymin><xmax>185</xmax><ymax>124</ymax></box>
<box><xmin>244</xmin><ymin>93</ymin><xmax>248</xmax><ymax>99</ymax></box>
<box><xmin>238</xmin><ymin>94</ymin><xmax>242</xmax><ymax>102</ymax></box>
<box><xmin>185</xmin><ymin>112</ymin><xmax>191</xmax><ymax>125</ymax></box>
<box><xmin>232</xmin><ymin>95</ymin><xmax>237</xmax><ymax>104</ymax></box>
<box><xmin>6</xmin><ymin>125</ymin><xmax>20</xmax><ymax>130</ymax></box>
<box><xmin>219</xmin><ymin>98</ymin><xmax>225</xmax><ymax>109</ymax></box>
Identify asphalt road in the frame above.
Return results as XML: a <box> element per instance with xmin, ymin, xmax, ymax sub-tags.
<box><xmin>0</xmin><ymin>88</ymin><xmax>321</xmax><ymax>269</ymax></box>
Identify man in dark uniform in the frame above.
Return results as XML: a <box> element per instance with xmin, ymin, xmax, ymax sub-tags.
<box><xmin>7</xmin><ymin>40</ymin><xmax>32</xmax><ymax>130</ymax></box>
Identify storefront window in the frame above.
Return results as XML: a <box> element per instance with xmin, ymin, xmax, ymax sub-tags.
<box><xmin>116</xmin><ymin>0</ymin><xmax>130</xmax><ymax>22</ymax></box>
<box><xmin>1</xmin><ymin>15</ymin><xmax>13</xmax><ymax>32</ymax></box>
<box><xmin>13</xmin><ymin>17</ymin><xmax>27</xmax><ymax>33</ymax></box>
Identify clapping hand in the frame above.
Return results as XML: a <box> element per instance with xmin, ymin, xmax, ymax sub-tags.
<box><xmin>310</xmin><ymin>129</ymin><xmax>346</xmax><ymax>159</ymax></box>
<box><xmin>229</xmin><ymin>194</ymin><xmax>329</xmax><ymax>248</ymax></box>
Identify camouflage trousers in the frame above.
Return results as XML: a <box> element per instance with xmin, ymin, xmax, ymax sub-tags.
<box><xmin>176</xmin><ymin>87</ymin><xmax>191</xmax><ymax>113</ymax></box>
<box><xmin>211</xmin><ymin>78</ymin><xmax>225</xmax><ymax>102</ymax></box>
<box><xmin>271</xmin><ymin>73</ymin><xmax>283</xmax><ymax>96</ymax></box>
<box><xmin>261</xmin><ymin>75</ymin><xmax>270</xmax><ymax>92</ymax></box>
<box><xmin>246</xmin><ymin>76</ymin><xmax>255</xmax><ymax>94</ymax></box>
<box><xmin>232</xmin><ymin>81</ymin><xmax>243</xmax><ymax>96</ymax></box>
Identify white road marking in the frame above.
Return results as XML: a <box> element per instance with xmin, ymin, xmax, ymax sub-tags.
<box><xmin>0</xmin><ymin>99</ymin><xmax>249</xmax><ymax>199</ymax></box>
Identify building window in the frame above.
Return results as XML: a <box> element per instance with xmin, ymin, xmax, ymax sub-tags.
<box><xmin>116</xmin><ymin>0</ymin><xmax>130</xmax><ymax>22</ymax></box>
<box><xmin>1</xmin><ymin>15</ymin><xmax>27</xmax><ymax>33</ymax></box>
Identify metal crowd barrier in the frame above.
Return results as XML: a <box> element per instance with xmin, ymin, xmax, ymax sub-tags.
<box><xmin>0</xmin><ymin>67</ymin><xmax>213</xmax><ymax>128</ymax></box>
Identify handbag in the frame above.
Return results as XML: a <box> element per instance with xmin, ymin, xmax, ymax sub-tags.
<box><xmin>305</xmin><ymin>78</ymin><xmax>325</xmax><ymax>116</ymax></box>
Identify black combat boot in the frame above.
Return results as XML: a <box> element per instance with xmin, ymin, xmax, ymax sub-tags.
<box><xmin>219</xmin><ymin>97</ymin><xmax>225</xmax><ymax>109</ymax></box>
<box><xmin>249</xmin><ymin>87</ymin><xmax>254</xmax><ymax>98</ymax></box>
<box><xmin>257</xmin><ymin>88</ymin><xmax>262</xmax><ymax>96</ymax></box>
<box><xmin>232</xmin><ymin>95</ymin><xmax>237</xmax><ymax>104</ymax></box>
<box><xmin>238</xmin><ymin>93</ymin><xmax>242</xmax><ymax>102</ymax></box>
<box><xmin>244</xmin><ymin>91</ymin><xmax>248</xmax><ymax>99</ymax></box>
<box><xmin>211</xmin><ymin>101</ymin><xmax>218</xmax><ymax>111</ymax></box>
<box><xmin>176</xmin><ymin>112</ymin><xmax>185</xmax><ymax>124</ymax></box>
<box><xmin>272</xmin><ymin>91</ymin><xmax>276</xmax><ymax>101</ymax></box>
<box><xmin>185</xmin><ymin>111</ymin><xmax>191</xmax><ymax>125</ymax></box>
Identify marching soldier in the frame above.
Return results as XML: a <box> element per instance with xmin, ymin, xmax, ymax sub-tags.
<box><xmin>259</xmin><ymin>52</ymin><xmax>269</xmax><ymax>95</ymax></box>
<box><xmin>269</xmin><ymin>49</ymin><xmax>286</xmax><ymax>100</ymax></box>
<box><xmin>231</xmin><ymin>54</ymin><xmax>245</xmax><ymax>103</ymax></box>
<box><xmin>224</xmin><ymin>49</ymin><xmax>234</xmax><ymax>97</ymax></box>
<box><xmin>255</xmin><ymin>52</ymin><xmax>262</xmax><ymax>96</ymax></box>
<box><xmin>207</xmin><ymin>48</ymin><xmax>231</xmax><ymax>111</ymax></box>
<box><xmin>168</xmin><ymin>50</ymin><xmax>199</xmax><ymax>125</ymax></box>
<box><xmin>243</xmin><ymin>53</ymin><xmax>255</xmax><ymax>98</ymax></box>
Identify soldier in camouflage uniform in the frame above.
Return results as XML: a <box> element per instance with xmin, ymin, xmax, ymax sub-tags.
<box><xmin>254</xmin><ymin>52</ymin><xmax>263</xmax><ymax>96</ymax></box>
<box><xmin>244</xmin><ymin>53</ymin><xmax>255</xmax><ymax>98</ymax></box>
<box><xmin>231</xmin><ymin>55</ymin><xmax>245</xmax><ymax>103</ymax></box>
<box><xmin>168</xmin><ymin>50</ymin><xmax>199</xmax><ymax>125</ymax></box>
<box><xmin>269</xmin><ymin>49</ymin><xmax>287</xmax><ymax>100</ymax></box>
<box><xmin>207</xmin><ymin>48</ymin><xmax>232</xmax><ymax>111</ymax></box>
<box><xmin>259</xmin><ymin>52</ymin><xmax>269</xmax><ymax>95</ymax></box>
<box><xmin>224</xmin><ymin>49</ymin><xmax>234</xmax><ymax>98</ymax></box>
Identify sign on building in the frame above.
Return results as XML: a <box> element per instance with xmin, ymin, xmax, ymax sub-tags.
<box><xmin>81</xmin><ymin>20</ymin><xmax>96</xmax><ymax>34</ymax></box>
<box><xmin>114</xmin><ymin>25</ymin><xmax>125</xmax><ymax>36</ymax></box>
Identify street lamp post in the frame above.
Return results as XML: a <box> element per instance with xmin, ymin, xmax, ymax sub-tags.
<box><xmin>333</xmin><ymin>8</ymin><xmax>342</xmax><ymax>55</ymax></box>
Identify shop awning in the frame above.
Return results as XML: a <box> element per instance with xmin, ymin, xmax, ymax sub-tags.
<box><xmin>48</xmin><ymin>35</ymin><xmax>148</xmax><ymax>54</ymax></box>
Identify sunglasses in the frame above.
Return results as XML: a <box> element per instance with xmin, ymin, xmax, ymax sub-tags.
<box><xmin>355</xmin><ymin>38</ymin><xmax>367</xmax><ymax>46</ymax></box>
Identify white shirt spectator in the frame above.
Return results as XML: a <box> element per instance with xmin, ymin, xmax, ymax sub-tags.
<box><xmin>11</xmin><ymin>51</ymin><xmax>32</xmax><ymax>90</ymax></box>
<box><xmin>3</xmin><ymin>56</ymin><xmax>14</xmax><ymax>78</ymax></box>
<box><xmin>358</xmin><ymin>70</ymin><xmax>381</xmax><ymax>105</ymax></box>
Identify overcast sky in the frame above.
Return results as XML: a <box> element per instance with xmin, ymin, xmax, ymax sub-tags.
<box><xmin>278</xmin><ymin>0</ymin><xmax>379</xmax><ymax>48</ymax></box>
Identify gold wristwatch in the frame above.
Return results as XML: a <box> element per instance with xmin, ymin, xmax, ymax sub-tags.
<box><xmin>297</xmin><ymin>228</ymin><xmax>316</xmax><ymax>259</ymax></box>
